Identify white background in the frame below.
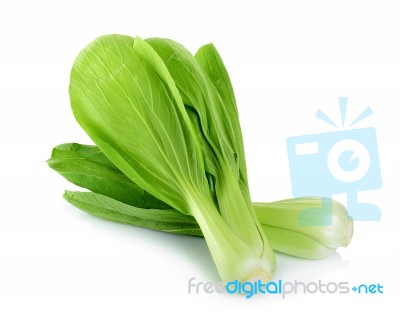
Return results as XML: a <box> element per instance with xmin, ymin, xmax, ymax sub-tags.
<box><xmin>1</xmin><ymin>1</ymin><xmax>399</xmax><ymax>323</ymax></box>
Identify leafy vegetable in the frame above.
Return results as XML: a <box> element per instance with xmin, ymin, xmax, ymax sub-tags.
<box><xmin>50</xmin><ymin>34</ymin><xmax>353</xmax><ymax>284</ymax></box>
<box><xmin>144</xmin><ymin>38</ymin><xmax>265</xmax><ymax>253</ymax></box>
<box><xmin>49</xmin><ymin>143</ymin><xmax>353</xmax><ymax>259</ymax></box>
<box><xmin>68</xmin><ymin>35</ymin><xmax>275</xmax><ymax>283</ymax></box>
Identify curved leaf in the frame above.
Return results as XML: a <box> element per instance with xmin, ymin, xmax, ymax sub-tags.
<box><xmin>69</xmin><ymin>35</ymin><xmax>208</xmax><ymax>214</ymax></box>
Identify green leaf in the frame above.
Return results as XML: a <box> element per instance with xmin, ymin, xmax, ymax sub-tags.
<box><xmin>194</xmin><ymin>44</ymin><xmax>249</xmax><ymax>195</ymax></box>
<box><xmin>145</xmin><ymin>38</ymin><xmax>240</xmax><ymax>180</ymax></box>
<box><xmin>48</xmin><ymin>143</ymin><xmax>169</xmax><ymax>209</ymax></box>
<box><xmin>64</xmin><ymin>190</ymin><xmax>202</xmax><ymax>236</ymax></box>
<box><xmin>69</xmin><ymin>35</ymin><xmax>208</xmax><ymax>214</ymax></box>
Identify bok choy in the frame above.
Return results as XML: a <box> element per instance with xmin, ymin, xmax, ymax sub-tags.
<box><xmin>49</xmin><ymin>34</ymin><xmax>354</xmax><ymax>285</ymax></box>
<box><xmin>68</xmin><ymin>35</ymin><xmax>276</xmax><ymax>283</ymax></box>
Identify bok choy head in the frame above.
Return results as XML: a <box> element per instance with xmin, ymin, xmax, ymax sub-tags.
<box><xmin>144</xmin><ymin>38</ymin><xmax>275</xmax><ymax>274</ymax></box>
<box><xmin>69</xmin><ymin>35</ymin><xmax>276</xmax><ymax>283</ymax></box>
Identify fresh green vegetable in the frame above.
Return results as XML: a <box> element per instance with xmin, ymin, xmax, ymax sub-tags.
<box><xmin>144</xmin><ymin>38</ymin><xmax>264</xmax><ymax>253</ymax></box>
<box><xmin>49</xmin><ymin>143</ymin><xmax>353</xmax><ymax>259</ymax></box>
<box><xmin>68</xmin><ymin>35</ymin><xmax>275</xmax><ymax>283</ymax></box>
<box><xmin>50</xmin><ymin>34</ymin><xmax>353</xmax><ymax>284</ymax></box>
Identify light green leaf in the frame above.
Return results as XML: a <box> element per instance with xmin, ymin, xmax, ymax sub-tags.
<box><xmin>194</xmin><ymin>44</ymin><xmax>249</xmax><ymax>195</ymax></box>
<box><xmin>69</xmin><ymin>35</ymin><xmax>208</xmax><ymax>214</ymax></box>
<box><xmin>145</xmin><ymin>38</ymin><xmax>239</xmax><ymax>179</ymax></box>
